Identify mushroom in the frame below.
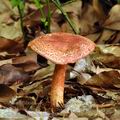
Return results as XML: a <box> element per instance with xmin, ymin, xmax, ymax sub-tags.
<box><xmin>28</xmin><ymin>32</ymin><xmax>95</xmax><ymax>108</ymax></box>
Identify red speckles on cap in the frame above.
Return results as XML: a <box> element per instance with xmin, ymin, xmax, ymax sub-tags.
<box><xmin>28</xmin><ymin>32</ymin><xmax>95</xmax><ymax>64</ymax></box>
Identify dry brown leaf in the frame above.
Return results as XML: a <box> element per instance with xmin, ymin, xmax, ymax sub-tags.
<box><xmin>14</xmin><ymin>96</ymin><xmax>36</xmax><ymax>110</ymax></box>
<box><xmin>20</xmin><ymin>80</ymin><xmax>44</xmax><ymax>97</ymax></box>
<box><xmin>61</xmin><ymin>13</ymin><xmax>80</xmax><ymax>34</ymax></box>
<box><xmin>52</xmin><ymin>0</ymin><xmax>101</xmax><ymax>35</ymax></box>
<box><xmin>60</xmin><ymin>0</ymin><xmax>82</xmax><ymax>16</ymax></box>
<box><xmin>0</xmin><ymin>59</ymin><xmax>12</xmax><ymax>66</ymax></box>
<box><xmin>92</xmin><ymin>0</ymin><xmax>105</xmax><ymax>19</ymax></box>
<box><xmin>98</xmin><ymin>45</ymin><xmax>120</xmax><ymax>57</ymax></box>
<box><xmin>84</xmin><ymin>70</ymin><xmax>120</xmax><ymax>88</ymax></box>
<box><xmin>97</xmin><ymin>54</ymin><xmax>120</xmax><ymax>69</ymax></box>
<box><xmin>110</xmin><ymin>110</ymin><xmax>120</xmax><ymax>120</ymax></box>
<box><xmin>112</xmin><ymin>31</ymin><xmax>120</xmax><ymax>43</ymax></box>
<box><xmin>51</xmin><ymin>0</ymin><xmax>82</xmax><ymax>34</ymax></box>
<box><xmin>78</xmin><ymin>3</ymin><xmax>101</xmax><ymax>35</ymax></box>
<box><xmin>104</xmin><ymin>4</ymin><xmax>120</xmax><ymax>30</ymax></box>
<box><xmin>86</xmin><ymin>32</ymin><xmax>101</xmax><ymax>42</ymax></box>
<box><xmin>12</xmin><ymin>54</ymin><xmax>40</xmax><ymax>72</ymax></box>
<box><xmin>96</xmin><ymin>29</ymin><xmax>115</xmax><ymax>44</ymax></box>
<box><xmin>34</xmin><ymin>63</ymin><xmax>54</xmax><ymax>81</ymax></box>
<box><xmin>50</xmin><ymin>18</ymin><xmax>61</xmax><ymax>33</ymax></box>
<box><xmin>61</xmin><ymin>3</ymin><xmax>100</xmax><ymax>35</ymax></box>
<box><xmin>0</xmin><ymin>0</ymin><xmax>24</xmax><ymax>39</ymax></box>
<box><xmin>0</xmin><ymin>37</ymin><xmax>24</xmax><ymax>53</ymax></box>
<box><xmin>0</xmin><ymin>21</ymin><xmax>22</xmax><ymax>39</ymax></box>
<box><xmin>0</xmin><ymin>84</ymin><xmax>16</xmax><ymax>103</ymax></box>
<box><xmin>90</xmin><ymin>66</ymin><xmax>120</xmax><ymax>75</ymax></box>
<box><xmin>0</xmin><ymin>12</ymin><xmax>13</xmax><ymax>25</ymax></box>
<box><xmin>0</xmin><ymin>64</ymin><xmax>30</xmax><ymax>85</ymax></box>
<box><xmin>91</xmin><ymin>45</ymin><xmax>120</xmax><ymax>69</ymax></box>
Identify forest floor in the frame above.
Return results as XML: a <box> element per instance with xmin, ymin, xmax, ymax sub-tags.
<box><xmin>0</xmin><ymin>0</ymin><xmax>120</xmax><ymax>120</ymax></box>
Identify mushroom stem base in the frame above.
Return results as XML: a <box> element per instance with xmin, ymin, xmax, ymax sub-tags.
<box><xmin>50</xmin><ymin>64</ymin><xmax>67</xmax><ymax>108</ymax></box>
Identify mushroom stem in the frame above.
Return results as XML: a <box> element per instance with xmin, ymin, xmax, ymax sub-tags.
<box><xmin>50</xmin><ymin>64</ymin><xmax>67</xmax><ymax>108</ymax></box>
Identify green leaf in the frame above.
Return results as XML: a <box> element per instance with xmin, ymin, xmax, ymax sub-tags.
<box><xmin>45</xmin><ymin>21</ymin><xmax>48</xmax><ymax>27</ymax></box>
<box><xmin>33</xmin><ymin>0</ymin><xmax>43</xmax><ymax>9</ymax></box>
<box><xmin>10</xmin><ymin>0</ymin><xmax>25</xmax><ymax>12</ymax></box>
<box><xmin>10</xmin><ymin>0</ymin><xmax>19</xmax><ymax>7</ymax></box>
<box><xmin>40</xmin><ymin>17</ymin><xmax>46</xmax><ymax>23</ymax></box>
<box><xmin>19</xmin><ymin>0</ymin><xmax>25</xmax><ymax>15</ymax></box>
<box><xmin>117</xmin><ymin>0</ymin><xmax>120</xmax><ymax>4</ymax></box>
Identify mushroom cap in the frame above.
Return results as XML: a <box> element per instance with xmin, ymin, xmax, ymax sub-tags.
<box><xmin>28</xmin><ymin>32</ymin><xmax>95</xmax><ymax>64</ymax></box>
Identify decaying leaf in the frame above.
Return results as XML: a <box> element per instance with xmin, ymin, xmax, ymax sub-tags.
<box><xmin>52</xmin><ymin>0</ymin><xmax>101</xmax><ymax>35</ymax></box>
<box><xmin>86</xmin><ymin>30</ymin><xmax>119</xmax><ymax>44</ymax></box>
<box><xmin>0</xmin><ymin>64</ymin><xmax>30</xmax><ymax>85</ymax></box>
<box><xmin>78</xmin><ymin>3</ymin><xmax>101</xmax><ymax>35</ymax></box>
<box><xmin>0</xmin><ymin>20</ymin><xmax>22</xmax><ymax>39</ymax></box>
<box><xmin>70</xmin><ymin>45</ymin><xmax>120</xmax><ymax>83</ymax></box>
<box><xmin>0</xmin><ymin>37</ymin><xmax>24</xmax><ymax>53</ymax></box>
<box><xmin>104</xmin><ymin>4</ymin><xmax>120</xmax><ymax>30</ymax></box>
<box><xmin>84</xmin><ymin>70</ymin><xmax>120</xmax><ymax>89</ymax></box>
<box><xmin>50</xmin><ymin>18</ymin><xmax>61</xmax><ymax>33</ymax></box>
<box><xmin>90</xmin><ymin>45</ymin><xmax>120</xmax><ymax>69</ymax></box>
<box><xmin>86</xmin><ymin>32</ymin><xmax>101</xmax><ymax>42</ymax></box>
<box><xmin>18</xmin><ymin>80</ymin><xmax>44</xmax><ymax>98</ymax></box>
<box><xmin>34</xmin><ymin>63</ymin><xmax>54</xmax><ymax>81</ymax></box>
<box><xmin>0</xmin><ymin>59</ymin><xmax>12</xmax><ymax>66</ymax></box>
<box><xmin>61</xmin><ymin>13</ymin><xmax>80</xmax><ymax>34</ymax></box>
<box><xmin>0</xmin><ymin>0</ymin><xmax>24</xmax><ymax>39</ymax></box>
<box><xmin>92</xmin><ymin>0</ymin><xmax>105</xmax><ymax>19</ymax></box>
<box><xmin>14</xmin><ymin>96</ymin><xmax>36</xmax><ymax>110</ymax></box>
<box><xmin>96</xmin><ymin>29</ymin><xmax>115</xmax><ymax>44</ymax></box>
<box><xmin>0</xmin><ymin>84</ymin><xmax>16</xmax><ymax>103</ymax></box>
<box><xmin>98</xmin><ymin>44</ymin><xmax>120</xmax><ymax>57</ymax></box>
<box><xmin>110</xmin><ymin>110</ymin><xmax>120</xmax><ymax>120</ymax></box>
<box><xmin>12</xmin><ymin>53</ymin><xmax>40</xmax><ymax>72</ymax></box>
<box><xmin>0</xmin><ymin>0</ymin><xmax>120</xmax><ymax>119</ymax></box>
<box><xmin>112</xmin><ymin>31</ymin><xmax>120</xmax><ymax>43</ymax></box>
<box><xmin>58</xmin><ymin>0</ymin><xmax>82</xmax><ymax>16</ymax></box>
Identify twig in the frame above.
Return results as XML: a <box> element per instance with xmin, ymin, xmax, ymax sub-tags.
<box><xmin>46</xmin><ymin>0</ymin><xmax>51</xmax><ymax>33</ymax></box>
<box><xmin>17</xmin><ymin>5</ymin><xmax>26</xmax><ymax>46</ymax></box>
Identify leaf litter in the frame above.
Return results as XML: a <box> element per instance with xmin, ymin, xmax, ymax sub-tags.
<box><xmin>0</xmin><ymin>0</ymin><xmax>120</xmax><ymax>120</ymax></box>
